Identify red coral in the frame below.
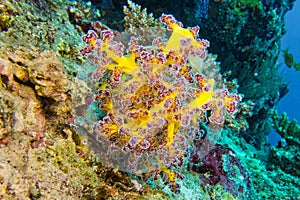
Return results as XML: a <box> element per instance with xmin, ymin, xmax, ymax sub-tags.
<box><xmin>189</xmin><ymin>144</ymin><xmax>251</xmax><ymax>197</ymax></box>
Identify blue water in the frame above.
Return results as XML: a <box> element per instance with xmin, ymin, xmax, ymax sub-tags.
<box><xmin>269</xmin><ymin>0</ymin><xmax>300</xmax><ymax>146</ymax></box>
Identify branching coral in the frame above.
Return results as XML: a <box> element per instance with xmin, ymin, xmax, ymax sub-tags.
<box><xmin>79</xmin><ymin>13</ymin><xmax>242</xmax><ymax>192</ymax></box>
<box><xmin>123</xmin><ymin>0</ymin><xmax>165</xmax><ymax>44</ymax></box>
<box><xmin>269</xmin><ymin>110</ymin><xmax>300</xmax><ymax>176</ymax></box>
<box><xmin>272</xmin><ymin>110</ymin><xmax>300</xmax><ymax>146</ymax></box>
<box><xmin>124</xmin><ymin>0</ymin><xmax>159</xmax><ymax>32</ymax></box>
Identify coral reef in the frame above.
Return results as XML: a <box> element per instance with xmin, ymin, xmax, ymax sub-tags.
<box><xmin>0</xmin><ymin>0</ymin><xmax>15</xmax><ymax>32</ymax></box>
<box><xmin>0</xmin><ymin>45</ymin><xmax>144</xmax><ymax>199</ymax></box>
<box><xmin>0</xmin><ymin>48</ymin><xmax>72</xmax><ymax>144</ymax></box>
<box><xmin>104</xmin><ymin>0</ymin><xmax>295</xmax><ymax>149</ymax></box>
<box><xmin>79</xmin><ymin>12</ymin><xmax>243</xmax><ymax>193</ymax></box>
<box><xmin>191</xmin><ymin>0</ymin><xmax>295</xmax><ymax>148</ymax></box>
<box><xmin>0</xmin><ymin>46</ymin><xmax>87</xmax><ymax>198</ymax></box>
<box><xmin>0</xmin><ymin>1</ymin><xmax>166</xmax><ymax>199</ymax></box>
<box><xmin>268</xmin><ymin>110</ymin><xmax>300</xmax><ymax>176</ymax></box>
<box><xmin>123</xmin><ymin>0</ymin><xmax>163</xmax><ymax>44</ymax></box>
<box><xmin>272</xmin><ymin>110</ymin><xmax>300</xmax><ymax>146</ymax></box>
<box><xmin>189</xmin><ymin>144</ymin><xmax>251</xmax><ymax>198</ymax></box>
<box><xmin>218</xmin><ymin>130</ymin><xmax>300</xmax><ymax>199</ymax></box>
<box><xmin>0</xmin><ymin>0</ymin><xmax>100</xmax><ymax>75</ymax></box>
<box><xmin>0</xmin><ymin>0</ymin><xmax>299</xmax><ymax>199</ymax></box>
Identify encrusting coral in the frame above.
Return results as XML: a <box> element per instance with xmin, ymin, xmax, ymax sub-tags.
<box><xmin>0</xmin><ymin>48</ymin><xmax>72</xmax><ymax>142</ymax></box>
<box><xmin>0</xmin><ymin>46</ymin><xmax>151</xmax><ymax>199</ymax></box>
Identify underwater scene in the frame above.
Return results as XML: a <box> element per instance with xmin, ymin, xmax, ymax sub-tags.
<box><xmin>0</xmin><ymin>0</ymin><xmax>299</xmax><ymax>199</ymax></box>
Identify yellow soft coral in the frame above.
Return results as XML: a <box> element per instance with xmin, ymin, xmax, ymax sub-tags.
<box><xmin>80</xmin><ymin>14</ymin><xmax>241</xmax><ymax>187</ymax></box>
